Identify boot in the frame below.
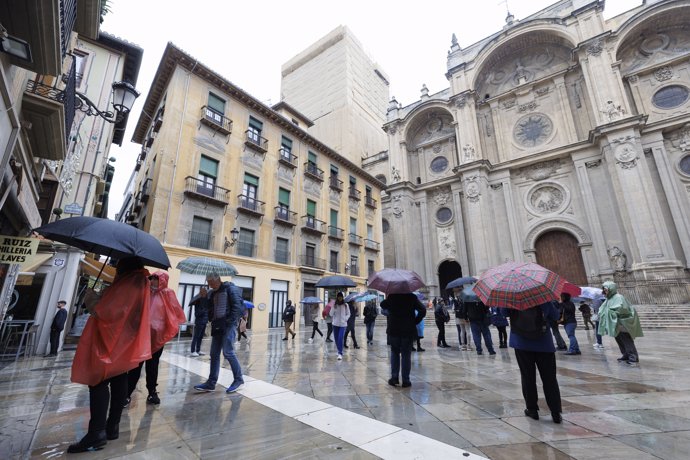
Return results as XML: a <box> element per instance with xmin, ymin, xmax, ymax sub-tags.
<box><xmin>67</xmin><ymin>430</ymin><xmax>107</xmax><ymax>453</ymax></box>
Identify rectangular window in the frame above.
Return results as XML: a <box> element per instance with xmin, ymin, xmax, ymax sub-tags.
<box><xmin>277</xmin><ymin>188</ymin><xmax>291</xmax><ymax>220</ymax></box>
<box><xmin>242</xmin><ymin>173</ymin><xmax>259</xmax><ymax>210</ymax></box>
<box><xmin>367</xmin><ymin>224</ymin><xmax>373</xmax><ymax>240</ymax></box>
<box><xmin>368</xmin><ymin>259</ymin><xmax>375</xmax><ymax>278</ymax></box>
<box><xmin>308</xmin><ymin>151</ymin><xmax>317</xmax><ymax>166</ymax></box>
<box><xmin>306</xmin><ymin>199</ymin><xmax>316</xmax><ymax>217</ymax></box>
<box><xmin>197</xmin><ymin>155</ymin><xmax>218</xmax><ymax>196</ymax></box>
<box><xmin>280</xmin><ymin>136</ymin><xmax>293</xmax><ymax>162</ymax></box>
<box><xmin>349</xmin><ymin>175</ymin><xmax>357</xmax><ymax>186</ymax></box>
<box><xmin>238</xmin><ymin>228</ymin><xmax>255</xmax><ymax>257</ymax></box>
<box><xmin>330</xmin><ymin>209</ymin><xmax>338</xmax><ymax>226</ymax></box>
<box><xmin>306</xmin><ymin>243</ymin><xmax>316</xmax><ymax>266</ymax></box>
<box><xmin>73</xmin><ymin>51</ymin><xmax>88</xmax><ymax>87</ymax></box>
<box><xmin>208</xmin><ymin>93</ymin><xmax>225</xmax><ymax>113</ymax></box>
<box><xmin>276</xmin><ymin>237</ymin><xmax>289</xmax><ymax>264</ymax></box>
<box><xmin>248</xmin><ymin>116</ymin><xmax>263</xmax><ymax>142</ymax></box>
<box><xmin>350</xmin><ymin>255</ymin><xmax>359</xmax><ymax>276</ymax></box>
<box><xmin>330</xmin><ymin>250</ymin><xmax>339</xmax><ymax>272</ymax></box>
<box><xmin>365</xmin><ymin>185</ymin><xmax>372</xmax><ymax>198</ymax></box>
<box><xmin>190</xmin><ymin>216</ymin><xmax>212</xmax><ymax>249</ymax></box>
<box><xmin>350</xmin><ymin>217</ymin><xmax>357</xmax><ymax>235</ymax></box>
<box><xmin>330</xmin><ymin>164</ymin><xmax>339</xmax><ymax>176</ymax></box>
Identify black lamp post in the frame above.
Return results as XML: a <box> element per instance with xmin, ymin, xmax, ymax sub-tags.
<box><xmin>75</xmin><ymin>81</ymin><xmax>140</xmax><ymax>123</ymax></box>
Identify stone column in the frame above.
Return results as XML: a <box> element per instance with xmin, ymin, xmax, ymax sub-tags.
<box><xmin>553</xmin><ymin>75</ymin><xmax>577</xmax><ymax>143</ymax></box>
<box><xmin>450</xmin><ymin>182</ymin><xmax>470</xmax><ymax>273</ymax></box>
<box><xmin>461</xmin><ymin>170</ymin><xmax>492</xmax><ymax>273</ymax></box>
<box><xmin>499</xmin><ymin>178</ymin><xmax>522</xmax><ymax>261</ymax></box>
<box><xmin>417</xmin><ymin>198</ymin><xmax>434</xmax><ymax>286</ymax></box>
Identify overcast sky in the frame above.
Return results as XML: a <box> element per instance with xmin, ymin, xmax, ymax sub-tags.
<box><xmin>101</xmin><ymin>0</ymin><xmax>636</xmax><ymax>218</ymax></box>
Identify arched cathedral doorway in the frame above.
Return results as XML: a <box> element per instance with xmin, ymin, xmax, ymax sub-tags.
<box><xmin>535</xmin><ymin>231</ymin><xmax>587</xmax><ymax>286</ymax></box>
<box><xmin>438</xmin><ymin>260</ymin><xmax>462</xmax><ymax>300</ymax></box>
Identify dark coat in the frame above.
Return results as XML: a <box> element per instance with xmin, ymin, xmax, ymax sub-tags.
<box><xmin>382</xmin><ymin>293</ymin><xmax>426</xmax><ymax>338</ymax></box>
<box><xmin>561</xmin><ymin>300</ymin><xmax>577</xmax><ymax>325</ymax></box>
<box><xmin>51</xmin><ymin>308</ymin><xmax>67</xmax><ymax>331</ymax></box>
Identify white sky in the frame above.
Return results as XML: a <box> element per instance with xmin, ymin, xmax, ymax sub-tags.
<box><xmin>101</xmin><ymin>0</ymin><xmax>637</xmax><ymax>218</ymax></box>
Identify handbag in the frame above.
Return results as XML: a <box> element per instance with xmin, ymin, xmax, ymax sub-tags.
<box><xmin>211</xmin><ymin>318</ymin><xmax>227</xmax><ymax>337</ymax></box>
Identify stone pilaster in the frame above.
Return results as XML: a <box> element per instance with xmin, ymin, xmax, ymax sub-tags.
<box><xmin>450</xmin><ymin>182</ymin><xmax>470</xmax><ymax>273</ymax></box>
<box><xmin>417</xmin><ymin>198</ymin><xmax>434</xmax><ymax>286</ymax></box>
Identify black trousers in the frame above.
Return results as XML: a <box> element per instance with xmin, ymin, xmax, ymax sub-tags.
<box><xmin>344</xmin><ymin>322</ymin><xmax>358</xmax><ymax>347</ymax></box>
<box><xmin>326</xmin><ymin>322</ymin><xmax>333</xmax><ymax>340</ymax></box>
<box><xmin>88</xmin><ymin>372</ymin><xmax>128</xmax><ymax>433</ymax></box>
<box><xmin>514</xmin><ymin>348</ymin><xmax>562</xmax><ymax>414</ymax></box>
<box><xmin>436</xmin><ymin>320</ymin><xmax>448</xmax><ymax>346</ymax></box>
<box><xmin>615</xmin><ymin>332</ymin><xmax>639</xmax><ymax>360</ymax></box>
<box><xmin>49</xmin><ymin>328</ymin><xmax>62</xmax><ymax>355</ymax></box>
<box><xmin>127</xmin><ymin>346</ymin><xmax>164</xmax><ymax>397</ymax></box>
<box><xmin>497</xmin><ymin>326</ymin><xmax>507</xmax><ymax>346</ymax></box>
<box><xmin>311</xmin><ymin>321</ymin><xmax>323</xmax><ymax>339</ymax></box>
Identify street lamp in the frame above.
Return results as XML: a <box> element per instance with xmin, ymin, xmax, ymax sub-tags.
<box><xmin>224</xmin><ymin>227</ymin><xmax>240</xmax><ymax>252</ymax></box>
<box><xmin>75</xmin><ymin>81</ymin><xmax>140</xmax><ymax>123</ymax></box>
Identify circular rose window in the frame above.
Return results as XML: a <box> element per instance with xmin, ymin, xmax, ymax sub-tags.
<box><xmin>652</xmin><ymin>85</ymin><xmax>689</xmax><ymax>109</ymax></box>
<box><xmin>513</xmin><ymin>113</ymin><xmax>554</xmax><ymax>147</ymax></box>
<box><xmin>436</xmin><ymin>207</ymin><xmax>452</xmax><ymax>223</ymax></box>
<box><xmin>679</xmin><ymin>155</ymin><xmax>690</xmax><ymax>176</ymax></box>
<box><xmin>430</xmin><ymin>156</ymin><xmax>448</xmax><ymax>173</ymax></box>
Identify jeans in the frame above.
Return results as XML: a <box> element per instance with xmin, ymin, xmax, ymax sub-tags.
<box><xmin>333</xmin><ymin>325</ymin><xmax>346</xmax><ymax>354</ymax></box>
<box><xmin>208</xmin><ymin>322</ymin><xmax>243</xmax><ymax>386</ymax></box>
<box><xmin>456</xmin><ymin>321</ymin><xmax>469</xmax><ymax>346</ymax></box>
<box><xmin>470</xmin><ymin>321</ymin><xmax>495</xmax><ymax>353</ymax></box>
<box><xmin>344</xmin><ymin>321</ymin><xmax>358</xmax><ymax>347</ymax></box>
<box><xmin>514</xmin><ymin>349</ymin><xmax>561</xmax><ymax>414</ymax></box>
<box><xmin>191</xmin><ymin>320</ymin><xmax>207</xmax><ymax>353</ymax></box>
<box><xmin>365</xmin><ymin>321</ymin><xmax>375</xmax><ymax>342</ymax></box>
<box><xmin>88</xmin><ymin>372</ymin><xmax>128</xmax><ymax>433</ymax></box>
<box><xmin>594</xmin><ymin>320</ymin><xmax>602</xmax><ymax>345</ymax></box>
<box><xmin>564</xmin><ymin>322</ymin><xmax>580</xmax><ymax>353</ymax></box>
<box><xmin>389</xmin><ymin>336</ymin><xmax>413</xmax><ymax>383</ymax></box>
<box><xmin>128</xmin><ymin>346</ymin><xmax>164</xmax><ymax>396</ymax></box>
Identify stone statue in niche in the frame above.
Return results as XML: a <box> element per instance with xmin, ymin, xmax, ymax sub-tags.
<box><xmin>391</xmin><ymin>166</ymin><xmax>401</xmax><ymax>183</ymax></box>
<box><xmin>607</xmin><ymin>246</ymin><xmax>628</xmax><ymax>272</ymax></box>
<box><xmin>462</xmin><ymin>144</ymin><xmax>476</xmax><ymax>162</ymax></box>
<box><xmin>601</xmin><ymin>100</ymin><xmax>626</xmax><ymax>122</ymax></box>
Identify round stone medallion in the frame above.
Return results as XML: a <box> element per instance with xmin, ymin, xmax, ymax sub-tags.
<box><xmin>513</xmin><ymin>113</ymin><xmax>554</xmax><ymax>148</ymax></box>
<box><xmin>436</xmin><ymin>207</ymin><xmax>452</xmax><ymax>224</ymax></box>
<box><xmin>528</xmin><ymin>184</ymin><xmax>566</xmax><ymax>214</ymax></box>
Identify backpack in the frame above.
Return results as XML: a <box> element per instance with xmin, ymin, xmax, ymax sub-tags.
<box><xmin>509</xmin><ymin>306</ymin><xmax>547</xmax><ymax>340</ymax></box>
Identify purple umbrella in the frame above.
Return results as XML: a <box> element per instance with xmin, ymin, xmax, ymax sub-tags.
<box><xmin>368</xmin><ymin>268</ymin><xmax>426</xmax><ymax>295</ymax></box>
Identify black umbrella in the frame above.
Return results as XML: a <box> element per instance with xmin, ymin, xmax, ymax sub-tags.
<box><xmin>34</xmin><ymin>216</ymin><xmax>170</xmax><ymax>269</ymax></box>
<box><xmin>314</xmin><ymin>275</ymin><xmax>357</xmax><ymax>289</ymax></box>
<box><xmin>446</xmin><ymin>276</ymin><xmax>477</xmax><ymax>290</ymax></box>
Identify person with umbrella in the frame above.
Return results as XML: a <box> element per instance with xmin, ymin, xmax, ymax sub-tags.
<box><xmin>189</xmin><ymin>287</ymin><xmax>211</xmax><ymax>357</ymax></box>
<box><xmin>67</xmin><ymin>257</ymin><xmax>153</xmax><ymax>453</ymax></box>
<box><xmin>329</xmin><ymin>292</ymin><xmax>350</xmax><ymax>360</ymax></box>
<box><xmin>381</xmin><ymin>293</ymin><xmax>426</xmax><ymax>387</ymax></box>
<box><xmin>363</xmin><ymin>298</ymin><xmax>378</xmax><ymax>346</ymax></box>
<box><xmin>282</xmin><ymin>300</ymin><xmax>297</xmax><ymax>341</ymax></box>
<box><xmin>598</xmin><ymin>281</ymin><xmax>643</xmax><ymax>365</ymax></box>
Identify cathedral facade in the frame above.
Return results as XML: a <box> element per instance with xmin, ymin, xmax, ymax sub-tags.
<box><xmin>365</xmin><ymin>0</ymin><xmax>690</xmax><ymax>302</ymax></box>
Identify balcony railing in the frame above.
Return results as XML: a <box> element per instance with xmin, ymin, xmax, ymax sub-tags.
<box><xmin>62</xmin><ymin>0</ymin><xmax>77</xmax><ymax>59</ymax></box>
<box><xmin>200</xmin><ymin>106</ymin><xmax>232</xmax><ymax>135</ymax></box>
<box><xmin>329</xmin><ymin>262</ymin><xmax>341</xmax><ymax>273</ymax></box>
<box><xmin>350</xmin><ymin>265</ymin><xmax>360</xmax><ymax>277</ymax></box>
<box><xmin>275</xmin><ymin>248</ymin><xmax>290</xmax><ymax>265</ymax></box>
<box><xmin>349</xmin><ymin>233</ymin><xmax>363</xmax><ymax>246</ymax></box>
<box><xmin>299</xmin><ymin>255</ymin><xmax>326</xmax><ymax>270</ymax></box>
<box><xmin>153</xmin><ymin>108</ymin><xmax>164</xmax><ymax>133</ymax></box>
<box><xmin>140</xmin><ymin>178</ymin><xmax>152</xmax><ymax>203</ymax></box>
<box><xmin>237</xmin><ymin>242</ymin><xmax>257</xmax><ymax>258</ymax></box>
<box><xmin>365</xmin><ymin>196</ymin><xmax>377</xmax><ymax>209</ymax></box>
<box><xmin>329</xmin><ymin>175</ymin><xmax>343</xmax><ymax>191</ymax></box>
<box><xmin>364</xmin><ymin>239</ymin><xmax>380</xmax><ymax>251</ymax></box>
<box><xmin>301</xmin><ymin>215</ymin><xmax>326</xmax><ymax>234</ymax></box>
<box><xmin>304</xmin><ymin>162</ymin><xmax>324</xmax><ymax>182</ymax></box>
<box><xmin>349</xmin><ymin>187</ymin><xmax>362</xmax><ymax>201</ymax></box>
<box><xmin>189</xmin><ymin>230</ymin><xmax>213</xmax><ymax>250</ymax></box>
<box><xmin>183</xmin><ymin>176</ymin><xmax>230</xmax><ymax>205</ymax></box>
<box><xmin>328</xmin><ymin>226</ymin><xmax>344</xmax><ymax>240</ymax></box>
<box><xmin>245</xmin><ymin>130</ymin><xmax>268</xmax><ymax>153</ymax></box>
<box><xmin>25</xmin><ymin>68</ymin><xmax>77</xmax><ymax>149</ymax></box>
<box><xmin>274</xmin><ymin>206</ymin><xmax>297</xmax><ymax>226</ymax></box>
<box><xmin>278</xmin><ymin>148</ymin><xmax>298</xmax><ymax>168</ymax></box>
<box><xmin>237</xmin><ymin>194</ymin><xmax>265</xmax><ymax>216</ymax></box>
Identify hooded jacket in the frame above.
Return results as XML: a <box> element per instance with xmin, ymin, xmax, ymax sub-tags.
<box><xmin>150</xmin><ymin>271</ymin><xmax>187</xmax><ymax>352</ymax></box>
<box><xmin>597</xmin><ymin>281</ymin><xmax>643</xmax><ymax>339</ymax></box>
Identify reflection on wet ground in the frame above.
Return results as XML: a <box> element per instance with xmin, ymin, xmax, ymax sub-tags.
<box><xmin>2</xmin><ymin>328</ymin><xmax>690</xmax><ymax>459</ymax></box>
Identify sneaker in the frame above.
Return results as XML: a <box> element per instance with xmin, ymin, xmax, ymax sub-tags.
<box><xmin>477</xmin><ymin>350</ymin><xmax>483</xmax><ymax>355</ymax></box>
<box><xmin>198</xmin><ymin>352</ymin><xmax>205</xmax><ymax>356</ymax></box>
<box><xmin>282</xmin><ymin>337</ymin><xmax>288</xmax><ymax>341</ymax></box>
<box><xmin>194</xmin><ymin>382</ymin><xmax>216</xmax><ymax>392</ymax></box>
<box><xmin>190</xmin><ymin>352</ymin><xmax>199</xmax><ymax>357</ymax></box>
<box><xmin>146</xmin><ymin>392</ymin><xmax>160</xmax><ymax>405</ymax></box>
<box><xmin>337</xmin><ymin>354</ymin><xmax>343</xmax><ymax>361</ymax></box>
<box><xmin>308</xmin><ymin>338</ymin><xmax>313</xmax><ymax>343</ymax></box>
<box><xmin>489</xmin><ymin>350</ymin><xmax>497</xmax><ymax>355</ymax></box>
<box><xmin>226</xmin><ymin>380</ymin><xmax>244</xmax><ymax>393</ymax></box>
<box><xmin>627</xmin><ymin>356</ymin><xmax>639</xmax><ymax>365</ymax></box>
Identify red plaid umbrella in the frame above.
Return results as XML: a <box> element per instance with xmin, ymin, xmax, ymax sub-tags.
<box><xmin>560</xmin><ymin>282</ymin><xmax>581</xmax><ymax>297</ymax></box>
<box><xmin>472</xmin><ymin>261</ymin><xmax>566</xmax><ymax>310</ymax></box>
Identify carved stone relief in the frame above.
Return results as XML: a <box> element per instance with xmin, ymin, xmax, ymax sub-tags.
<box><xmin>619</xmin><ymin>29</ymin><xmax>690</xmax><ymax>75</ymax></box>
<box><xmin>392</xmin><ymin>195</ymin><xmax>404</xmax><ymax>219</ymax></box>
<box><xmin>586</xmin><ymin>40</ymin><xmax>603</xmax><ymax>56</ymax></box>
<box><xmin>277</xmin><ymin>165</ymin><xmax>293</xmax><ymax>183</ymax></box>
<box><xmin>654</xmin><ymin>66</ymin><xmax>673</xmax><ymax>82</ymax></box>
<box><xmin>462</xmin><ymin>144</ymin><xmax>476</xmax><ymax>162</ymax></box>
<box><xmin>600</xmin><ymin>100</ymin><xmax>626</xmax><ymax>122</ymax></box>
<box><xmin>242</xmin><ymin>150</ymin><xmax>264</xmax><ymax>171</ymax></box>
<box><xmin>194</xmin><ymin>135</ymin><xmax>225</xmax><ymax>155</ymax></box>
<box><xmin>437</xmin><ymin>226</ymin><xmax>458</xmax><ymax>260</ymax></box>
<box><xmin>535</xmin><ymin>86</ymin><xmax>550</xmax><ymax>96</ymax></box>
<box><xmin>502</xmin><ymin>98</ymin><xmax>517</xmax><ymax>109</ymax></box>
<box><xmin>349</xmin><ymin>198</ymin><xmax>359</xmax><ymax>213</ymax></box>
<box><xmin>607</xmin><ymin>245</ymin><xmax>627</xmax><ymax>271</ymax></box>
<box><xmin>464</xmin><ymin>176</ymin><xmax>481</xmax><ymax>203</ymax></box>
<box><xmin>517</xmin><ymin>159</ymin><xmax>562</xmax><ymax>180</ymax></box>
<box><xmin>518</xmin><ymin>101</ymin><xmax>539</xmax><ymax>113</ymax></box>
<box><xmin>432</xmin><ymin>187</ymin><xmax>451</xmax><ymax>206</ymax></box>
<box><xmin>391</xmin><ymin>166</ymin><xmax>401</xmax><ymax>183</ymax></box>
<box><xmin>329</xmin><ymin>188</ymin><xmax>341</xmax><ymax>204</ymax></box>
<box><xmin>528</xmin><ymin>184</ymin><xmax>566</xmax><ymax>214</ymax></box>
<box><xmin>303</xmin><ymin>178</ymin><xmax>322</xmax><ymax>197</ymax></box>
<box><xmin>524</xmin><ymin>220</ymin><xmax>590</xmax><ymax>250</ymax></box>
<box><xmin>455</xmin><ymin>96</ymin><xmax>467</xmax><ymax>108</ymax></box>
<box><xmin>614</xmin><ymin>143</ymin><xmax>639</xmax><ymax>169</ymax></box>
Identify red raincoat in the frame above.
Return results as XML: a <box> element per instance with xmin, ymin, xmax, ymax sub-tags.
<box><xmin>71</xmin><ymin>268</ymin><xmax>152</xmax><ymax>386</ymax></box>
<box><xmin>149</xmin><ymin>270</ymin><xmax>186</xmax><ymax>352</ymax></box>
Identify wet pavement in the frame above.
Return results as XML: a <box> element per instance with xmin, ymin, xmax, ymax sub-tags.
<box><xmin>2</xmin><ymin>326</ymin><xmax>690</xmax><ymax>459</ymax></box>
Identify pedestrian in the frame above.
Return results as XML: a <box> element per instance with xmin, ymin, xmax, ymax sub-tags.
<box><xmin>434</xmin><ymin>299</ymin><xmax>451</xmax><ymax>347</ymax></box>
<box><xmin>46</xmin><ymin>300</ymin><xmax>68</xmax><ymax>357</ymax></box>
<box><xmin>363</xmin><ymin>301</ymin><xmax>378</xmax><ymax>345</ymax></box>
<box><xmin>598</xmin><ymin>281</ymin><xmax>643</xmax><ymax>365</ymax></box>
<box><xmin>591</xmin><ymin>297</ymin><xmax>604</xmax><ymax>349</ymax></box>
<box><xmin>237</xmin><ymin>308</ymin><xmax>249</xmax><ymax>342</ymax></box>
<box><xmin>67</xmin><ymin>257</ymin><xmax>152</xmax><ymax>453</ymax></box>
<box><xmin>193</xmin><ymin>272</ymin><xmax>245</xmax><ymax>393</ymax></box>
<box><xmin>490</xmin><ymin>307</ymin><xmax>509</xmax><ymax>348</ymax></box>
<box><xmin>413</xmin><ymin>307</ymin><xmax>426</xmax><ymax>351</ymax></box>
<box><xmin>127</xmin><ymin>271</ymin><xmax>186</xmax><ymax>406</ymax></box>
<box><xmin>344</xmin><ymin>300</ymin><xmax>360</xmax><ymax>349</ymax></box>
<box><xmin>508</xmin><ymin>301</ymin><xmax>563</xmax><ymax>424</ymax></box>
<box><xmin>579</xmin><ymin>301</ymin><xmax>596</xmax><ymax>330</ymax></box>
<box><xmin>381</xmin><ymin>293</ymin><xmax>426</xmax><ymax>388</ymax></box>
<box><xmin>282</xmin><ymin>300</ymin><xmax>297</xmax><ymax>340</ymax></box>
<box><xmin>329</xmin><ymin>292</ymin><xmax>350</xmax><ymax>360</ymax></box>
<box><xmin>452</xmin><ymin>289</ymin><xmax>471</xmax><ymax>351</ymax></box>
<box><xmin>323</xmin><ymin>300</ymin><xmax>334</xmax><ymax>342</ymax></box>
<box><xmin>550</xmin><ymin>302</ymin><xmax>568</xmax><ymax>351</ymax></box>
<box><xmin>189</xmin><ymin>287</ymin><xmax>210</xmax><ymax>356</ymax></box>
<box><xmin>466</xmin><ymin>294</ymin><xmax>496</xmax><ymax>355</ymax></box>
<box><xmin>308</xmin><ymin>302</ymin><xmax>323</xmax><ymax>343</ymax></box>
<box><xmin>560</xmin><ymin>293</ymin><xmax>581</xmax><ymax>355</ymax></box>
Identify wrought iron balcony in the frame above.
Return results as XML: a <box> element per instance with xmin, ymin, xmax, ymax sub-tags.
<box><xmin>274</xmin><ymin>206</ymin><xmax>297</xmax><ymax>226</ymax></box>
<box><xmin>304</xmin><ymin>162</ymin><xmax>324</xmax><ymax>182</ymax></box>
<box><xmin>139</xmin><ymin>178</ymin><xmax>152</xmax><ymax>203</ymax></box>
<box><xmin>348</xmin><ymin>187</ymin><xmax>362</xmax><ymax>201</ymax></box>
<box><xmin>365</xmin><ymin>195</ymin><xmax>377</xmax><ymax>209</ymax></box>
<box><xmin>364</xmin><ymin>239</ymin><xmax>380</xmax><ymax>251</ymax></box>
<box><xmin>237</xmin><ymin>194</ymin><xmax>265</xmax><ymax>216</ymax></box>
<box><xmin>245</xmin><ymin>130</ymin><xmax>268</xmax><ymax>153</ymax></box>
<box><xmin>278</xmin><ymin>148</ymin><xmax>298</xmax><ymax>168</ymax></box>
<box><xmin>301</xmin><ymin>215</ymin><xmax>326</xmax><ymax>235</ymax></box>
<box><xmin>328</xmin><ymin>226</ymin><xmax>344</xmax><ymax>240</ymax></box>
<box><xmin>200</xmin><ymin>106</ymin><xmax>232</xmax><ymax>135</ymax></box>
<box><xmin>183</xmin><ymin>176</ymin><xmax>230</xmax><ymax>206</ymax></box>
<box><xmin>152</xmin><ymin>108</ymin><xmax>164</xmax><ymax>133</ymax></box>
<box><xmin>299</xmin><ymin>255</ymin><xmax>326</xmax><ymax>271</ymax></box>
<box><xmin>329</xmin><ymin>175</ymin><xmax>343</xmax><ymax>191</ymax></box>
<box><xmin>348</xmin><ymin>233</ymin><xmax>363</xmax><ymax>246</ymax></box>
<box><xmin>189</xmin><ymin>230</ymin><xmax>214</xmax><ymax>250</ymax></box>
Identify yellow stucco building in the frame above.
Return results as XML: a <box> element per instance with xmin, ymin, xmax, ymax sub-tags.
<box><xmin>127</xmin><ymin>43</ymin><xmax>384</xmax><ymax>332</ymax></box>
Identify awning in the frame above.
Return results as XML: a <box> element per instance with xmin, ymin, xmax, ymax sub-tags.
<box><xmin>80</xmin><ymin>258</ymin><xmax>116</xmax><ymax>283</ymax></box>
<box><xmin>19</xmin><ymin>252</ymin><xmax>54</xmax><ymax>273</ymax></box>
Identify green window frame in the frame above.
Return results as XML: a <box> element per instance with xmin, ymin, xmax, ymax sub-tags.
<box><xmin>208</xmin><ymin>93</ymin><xmax>225</xmax><ymax>114</ymax></box>
<box><xmin>308</xmin><ymin>151</ymin><xmax>317</xmax><ymax>165</ymax></box>
<box><xmin>281</xmin><ymin>136</ymin><xmax>293</xmax><ymax>151</ymax></box>
<box><xmin>244</xmin><ymin>173</ymin><xmax>259</xmax><ymax>187</ymax></box>
<box><xmin>306</xmin><ymin>199</ymin><xmax>316</xmax><ymax>217</ymax></box>
<box><xmin>330</xmin><ymin>209</ymin><xmax>338</xmax><ymax>226</ymax></box>
<box><xmin>278</xmin><ymin>188</ymin><xmax>290</xmax><ymax>207</ymax></box>
<box><xmin>199</xmin><ymin>155</ymin><xmax>218</xmax><ymax>178</ymax></box>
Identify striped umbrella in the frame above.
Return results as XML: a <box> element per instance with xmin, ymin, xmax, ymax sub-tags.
<box><xmin>176</xmin><ymin>256</ymin><xmax>238</xmax><ymax>276</ymax></box>
<box><xmin>472</xmin><ymin>261</ymin><xmax>566</xmax><ymax>310</ymax></box>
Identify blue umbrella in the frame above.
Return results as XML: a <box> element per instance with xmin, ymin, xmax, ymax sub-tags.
<box><xmin>446</xmin><ymin>276</ymin><xmax>478</xmax><ymax>290</ymax></box>
<box><xmin>299</xmin><ymin>297</ymin><xmax>323</xmax><ymax>304</ymax></box>
<box><xmin>344</xmin><ymin>292</ymin><xmax>365</xmax><ymax>302</ymax></box>
<box><xmin>315</xmin><ymin>275</ymin><xmax>357</xmax><ymax>289</ymax></box>
<box><xmin>243</xmin><ymin>300</ymin><xmax>255</xmax><ymax>309</ymax></box>
<box><xmin>355</xmin><ymin>293</ymin><xmax>377</xmax><ymax>302</ymax></box>
<box><xmin>460</xmin><ymin>284</ymin><xmax>480</xmax><ymax>303</ymax></box>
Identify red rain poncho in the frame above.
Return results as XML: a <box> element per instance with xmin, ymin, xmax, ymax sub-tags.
<box><xmin>71</xmin><ymin>268</ymin><xmax>152</xmax><ymax>386</ymax></box>
<box><xmin>149</xmin><ymin>270</ymin><xmax>186</xmax><ymax>352</ymax></box>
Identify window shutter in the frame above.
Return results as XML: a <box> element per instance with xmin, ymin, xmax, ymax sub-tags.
<box><xmin>208</xmin><ymin>93</ymin><xmax>225</xmax><ymax>113</ymax></box>
<box><xmin>330</xmin><ymin>209</ymin><xmax>338</xmax><ymax>226</ymax></box>
<box><xmin>249</xmin><ymin>116</ymin><xmax>263</xmax><ymax>131</ymax></box>
<box><xmin>279</xmin><ymin>188</ymin><xmax>290</xmax><ymax>206</ymax></box>
<box><xmin>199</xmin><ymin>156</ymin><xmax>218</xmax><ymax>177</ymax></box>
<box><xmin>244</xmin><ymin>173</ymin><xmax>259</xmax><ymax>186</ymax></box>
<box><xmin>281</xmin><ymin>136</ymin><xmax>293</xmax><ymax>149</ymax></box>
<box><xmin>307</xmin><ymin>200</ymin><xmax>316</xmax><ymax>216</ymax></box>
<box><xmin>308</xmin><ymin>151</ymin><xmax>317</xmax><ymax>164</ymax></box>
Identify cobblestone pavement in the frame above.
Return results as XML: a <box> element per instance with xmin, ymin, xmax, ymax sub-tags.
<box><xmin>2</xmin><ymin>326</ymin><xmax>690</xmax><ymax>459</ymax></box>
